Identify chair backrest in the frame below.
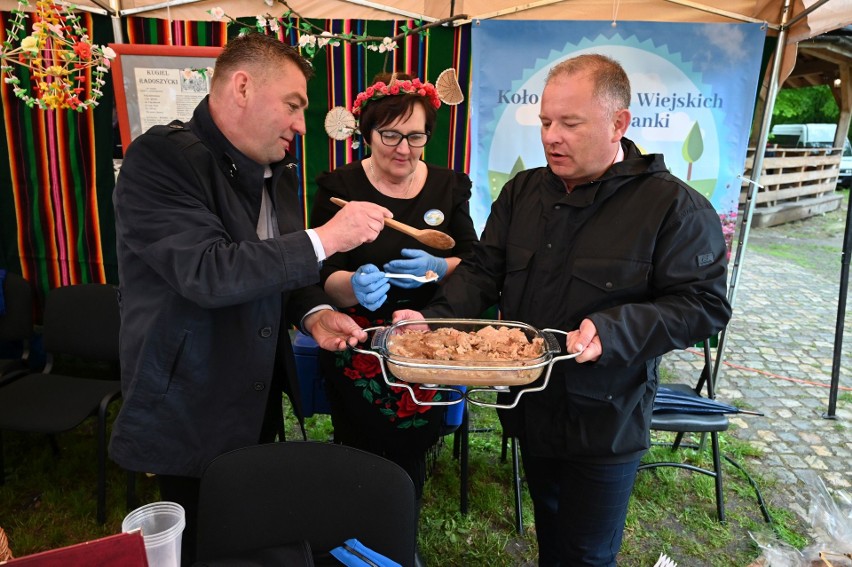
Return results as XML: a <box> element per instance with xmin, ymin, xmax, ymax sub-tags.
<box><xmin>0</xmin><ymin>272</ymin><xmax>33</xmax><ymax>342</ymax></box>
<box><xmin>42</xmin><ymin>284</ymin><xmax>120</xmax><ymax>361</ymax></box>
<box><xmin>196</xmin><ymin>441</ymin><xmax>418</xmax><ymax>567</ymax></box>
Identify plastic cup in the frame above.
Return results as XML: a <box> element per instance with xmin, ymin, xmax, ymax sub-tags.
<box><xmin>122</xmin><ymin>501</ymin><xmax>186</xmax><ymax>567</ymax></box>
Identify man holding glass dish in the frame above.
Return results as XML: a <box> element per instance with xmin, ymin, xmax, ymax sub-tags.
<box><xmin>395</xmin><ymin>54</ymin><xmax>731</xmax><ymax>566</ymax></box>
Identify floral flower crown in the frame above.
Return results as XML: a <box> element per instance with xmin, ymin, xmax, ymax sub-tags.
<box><xmin>352</xmin><ymin>77</ymin><xmax>441</xmax><ymax>117</ymax></box>
<box><xmin>324</xmin><ymin>69</ymin><xmax>463</xmax><ymax>146</ymax></box>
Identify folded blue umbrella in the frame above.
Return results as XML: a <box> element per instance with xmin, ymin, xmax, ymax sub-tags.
<box><xmin>330</xmin><ymin>538</ymin><xmax>402</xmax><ymax>567</ymax></box>
<box><xmin>654</xmin><ymin>386</ymin><xmax>762</xmax><ymax>416</ymax></box>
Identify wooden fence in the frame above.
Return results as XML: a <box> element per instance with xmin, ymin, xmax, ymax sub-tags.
<box><xmin>741</xmin><ymin>146</ymin><xmax>844</xmax><ymax>227</ymax></box>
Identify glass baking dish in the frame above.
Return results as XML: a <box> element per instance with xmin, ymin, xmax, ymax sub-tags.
<box><xmin>366</xmin><ymin>318</ymin><xmax>563</xmax><ymax>387</ymax></box>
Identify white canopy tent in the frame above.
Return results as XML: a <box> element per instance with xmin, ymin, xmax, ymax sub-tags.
<box><xmin>10</xmin><ymin>0</ymin><xmax>844</xmax><ymax>52</ymax></box>
<box><xmin>87</xmin><ymin>0</ymin><xmax>850</xmax><ymax>43</ymax></box>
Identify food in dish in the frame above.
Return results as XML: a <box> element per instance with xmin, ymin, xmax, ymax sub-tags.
<box><xmin>389</xmin><ymin>325</ymin><xmax>543</xmax><ymax>361</ymax></box>
<box><xmin>385</xmin><ymin>324</ymin><xmax>547</xmax><ymax>386</ymax></box>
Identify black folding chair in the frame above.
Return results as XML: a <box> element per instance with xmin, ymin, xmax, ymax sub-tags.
<box><xmin>196</xmin><ymin>441</ymin><xmax>418</xmax><ymax>567</ymax></box>
<box><xmin>439</xmin><ymin>388</ymin><xmax>470</xmax><ymax>516</ymax></box>
<box><xmin>500</xmin><ymin>431</ymin><xmax>524</xmax><ymax>534</ymax></box>
<box><xmin>0</xmin><ymin>272</ymin><xmax>34</xmax><ymax>380</ymax></box>
<box><xmin>638</xmin><ymin>339</ymin><xmax>770</xmax><ymax>523</ymax></box>
<box><xmin>0</xmin><ymin>283</ymin><xmax>122</xmax><ymax>524</ymax></box>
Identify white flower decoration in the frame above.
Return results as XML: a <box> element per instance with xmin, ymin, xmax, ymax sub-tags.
<box><xmin>256</xmin><ymin>15</ymin><xmax>267</xmax><ymax>28</ymax></box>
<box><xmin>208</xmin><ymin>6</ymin><xmax>225</xmax><ymax>20</ymax></box>
<box><xmin>268</xmin><ymin>19</ymin><xmax>280</xmax><ymax>32</ymax></box>
<box><xmin>298</xmin><ymin>34</ymin><xmax>317</xmax><ymax>47</ymax></box>
<box><xmin>317</xmin><ymin>31</ymin><xmax>338</xmax><ymax>48</ymax></box>
<box><xmin>377</xmin><ymin>37</ymin><xmax>397</xmax><ymax>53</ymax></box>
<box><xmin>264</xmin><ymin>0</ymin><xmax>274</xmax><ymax>5</ymax></box>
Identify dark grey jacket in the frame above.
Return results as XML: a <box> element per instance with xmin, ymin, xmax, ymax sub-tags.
<box><xmin>109</xmin><ymin>98</ymin><xmax>329</xmax><ymax>477</ymax></box>
<box><xmin>424</xmin><ymin>139</ymin><xmax>732</xmax><ymax>463</ymax></box>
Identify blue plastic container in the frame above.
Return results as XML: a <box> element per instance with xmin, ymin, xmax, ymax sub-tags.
<box><xmin>443</xmin><ymin>386</ymin><xmax>467</xmax><ymax>428</ymax></box>
<box><xmin>291</xmin><ymin>331</ymin><xmax>331</xmax><ymax>417</ymax></box>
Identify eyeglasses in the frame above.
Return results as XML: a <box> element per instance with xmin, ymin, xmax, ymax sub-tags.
<box><xmin>377</xmin><ymin>130</ymin><xmax>430</xmax><ymax>148</ymax></box>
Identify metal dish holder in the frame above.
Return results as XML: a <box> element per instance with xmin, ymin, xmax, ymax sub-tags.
<box><xmin>350</xmin><ymin>319</ymin><xmax>581</xmax><ymax>410</ymax></box>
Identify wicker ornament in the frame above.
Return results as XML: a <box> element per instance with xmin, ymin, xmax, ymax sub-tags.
<box><xmin>0</xmin><ymin>526</ymin><xmax>13</xmax><ymax>561</ymax></box>
<box><xmin>435</xmin><ymin>68</ymin><xmax>464</xmax><ymax>105</ymax></box>
<box><xmin>324</xmin><ymin>106</ymin><xmax>357</xmax><ymax>140</ymax></box>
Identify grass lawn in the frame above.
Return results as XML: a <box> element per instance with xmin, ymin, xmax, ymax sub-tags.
<box><xmin>0</xmin><ymin>391</ymin><xmax>807</xmax><ymax>566</ymax></box>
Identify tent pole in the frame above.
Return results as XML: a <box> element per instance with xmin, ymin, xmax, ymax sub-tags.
<box><xmin>825</xmin><ymin>189</ymin><xmax>851</xmax><ymax>418</ymax></box>
<box><xmin>825</xmin><ymin>65</ymin><xmax>852</xmax><ymax>417</ymax></box>
<box><xmin>712</xmin><ymin>0</ymin><xmax>791</xmax><ymax>390</ymax></box>
<box><xmin>784</xmin><ymin>0</ymin><xmax>832</xmax><ymax>29</ymax></box>
<box><xmin>463</xmin><ymin>0</ymin><xmax>572</xmax><ymax>23</ymax></box>
<box><xmin>111</xmin><ymin>0</ymin><xmax>124</xmax><ymax>43</ymax></box>
<box><xmin>333</xmin><ymin>0</ymin><xmax>439</xmax><ymax>21</ymax></box>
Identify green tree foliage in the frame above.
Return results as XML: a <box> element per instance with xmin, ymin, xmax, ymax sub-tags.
<box><xmin>773</xmin><ymin>85</ymin><xmax>839</xmax><ymax>124</ymax></box>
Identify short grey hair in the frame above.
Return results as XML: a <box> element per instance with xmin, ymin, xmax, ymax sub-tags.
<box><xmin>546</xmin><ymin>54</ymin><xmax>631</xmax><ymax>114</ymax></box>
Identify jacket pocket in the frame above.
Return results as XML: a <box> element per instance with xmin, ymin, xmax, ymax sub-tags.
<box><xmin>571</xmin><ymin>257</ymin><xmax>651</xmax><ymax>304</ymax></box>
<box><xmin>162</xmin><ymin>329</ymin><xmax>192</xmax><ymax>394</ymax></box>
<box><xmin>560</xmin><ymin>366</ymin><xmax>653</xmax><ymax>458</ymax></box>
<box><xmin>502</xmin><ymin>243</ymin><xmax>535</xmax><ymax>315</ymax></box>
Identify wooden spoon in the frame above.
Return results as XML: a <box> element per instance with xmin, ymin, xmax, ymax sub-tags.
<box><xmin>330</xmin><ymin>197</ymin><xmax>456</xmax><ymax>250</ymax></box>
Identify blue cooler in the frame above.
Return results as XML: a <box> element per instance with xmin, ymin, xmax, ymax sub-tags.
<box><xmin>291</xmin><ymin>330</ymin><xmax>331</xmax><ymax>417</ymax></box>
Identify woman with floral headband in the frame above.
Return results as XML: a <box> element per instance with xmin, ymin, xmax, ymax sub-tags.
<box><xmin>310</xmin><ymin>73</ymin><xmax>477</xmax><ymax>511</ymax></box>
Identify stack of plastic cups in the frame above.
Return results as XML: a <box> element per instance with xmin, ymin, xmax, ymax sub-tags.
<box><xmin>121</xmin><ymin>501</ymin><xmax>186</xmax><ymax>567</ymax></box>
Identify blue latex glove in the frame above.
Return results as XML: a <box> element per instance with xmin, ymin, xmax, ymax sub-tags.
<box><xmin>350</xmin><ymin>264</ymin><xmax>390</xmax><ymax>311</ymax></box>
<box><xmin>383</xmin><ymin>249</ymin><xmax>448</xmax><ymax>289</ymax></box>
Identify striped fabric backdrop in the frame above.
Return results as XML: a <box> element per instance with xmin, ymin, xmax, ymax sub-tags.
<box><xmin>0</xmin><ymin>13</ymin><xmax>472</xmax><ymax>315</ymax></box>
<box><xmin>124</xmin><ymin>16</ymin><xmax>229</xmax><ymax>47</ymax></box>
<box><xmin>0</xmin><ymin>11</ymin><xmax>115</xmax><ymax>314</ymax></box>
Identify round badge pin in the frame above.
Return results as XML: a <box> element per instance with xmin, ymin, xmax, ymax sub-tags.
<box><xmin>424</xmin><ymin>209</ymin><xmax>445</xmax><ymax>226</ymax></box>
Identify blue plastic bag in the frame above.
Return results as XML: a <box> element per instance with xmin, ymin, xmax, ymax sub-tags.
<box><xmin>329</xmin><ymin>538</ymin><xmax>401</xmax><ymax>567</ymax></box>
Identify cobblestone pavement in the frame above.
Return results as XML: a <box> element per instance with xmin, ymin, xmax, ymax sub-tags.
<box><xmin>661</xmin><ymin>247</ymin><xmax>852</xmax><ymax>527</ymax></box>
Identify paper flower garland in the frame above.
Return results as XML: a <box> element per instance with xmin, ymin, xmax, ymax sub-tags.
<box><xmin>0</xmin><ymin>0</ymin><xmax>116</xmax><ymax>111</ymax></box>
<box><xmin>206</xmin><ymin>0</ymin><xmax>466</xmax><ymax>60</ymax></box>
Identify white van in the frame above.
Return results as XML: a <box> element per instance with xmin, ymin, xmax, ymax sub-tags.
<box><xmin>770</xmin><ymin>123</ymin><xmax>852</xmax><ymax>187</ymax></box>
